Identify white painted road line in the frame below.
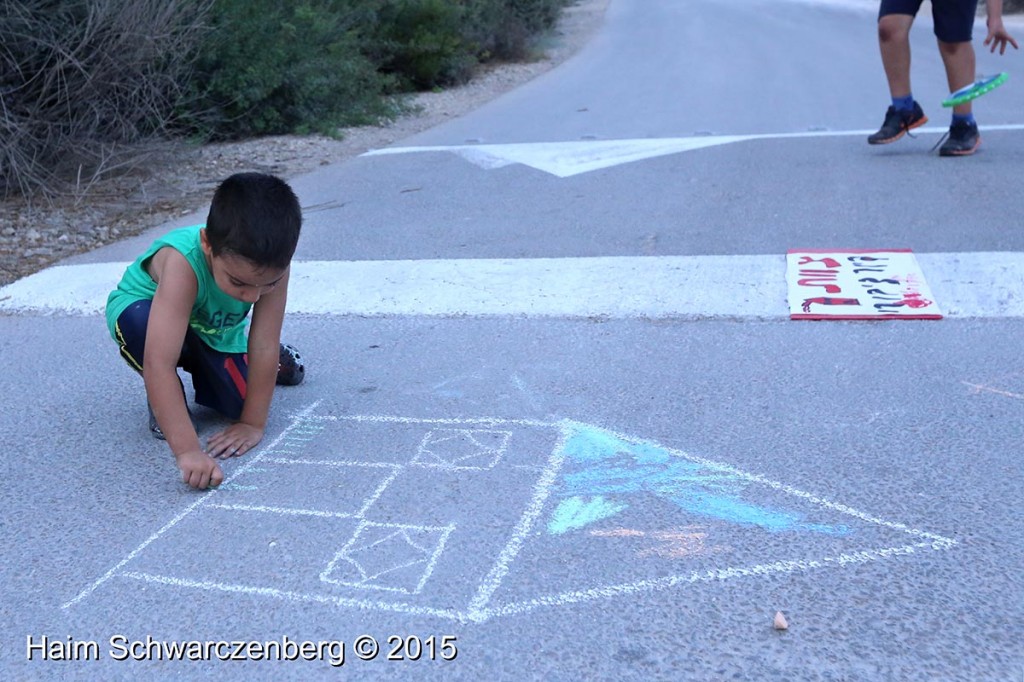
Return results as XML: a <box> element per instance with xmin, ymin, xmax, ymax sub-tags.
<box><xmin>363</xmin><ymin>127</ymin><xmax>1024</xmax><ymax>177</ymax></box>
<box><xmin>2</xmin><ymin>253</ymin><xmax>1023</xmax><ymax>319</ymax></box>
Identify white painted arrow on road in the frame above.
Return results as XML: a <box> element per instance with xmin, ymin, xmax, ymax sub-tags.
<box><xmin>363</xmin><ymin>127</ymin><xmax>1024</xmax><ymax>177</ymax></box>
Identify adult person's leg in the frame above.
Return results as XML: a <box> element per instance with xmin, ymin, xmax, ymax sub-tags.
<box><xmin>938</xmin><ymin>40</ymin><xmax>976</xmax><ymax>108</ymax></box>
<box><xmin>934</xmin><ymin>0</ymin><xmax>983</xmax><ymax>156</ymax></box>
<box><xmin>868</xmin><ymin>10</ymin><xmax>929</xmax><ymax>144</ymax></box>
<box><xmin>880</xmin><ymin>13</ymin><xmax>916</xmax><ymax>99</ymax></box>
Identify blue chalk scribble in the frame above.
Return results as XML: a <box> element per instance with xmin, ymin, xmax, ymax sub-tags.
<box><xmin>549</xmin><ymin>425</ymin><xmax>849</xmax><ymax>536</ymax></box>
<box><xmin>548</xmin><ymin>496</ymin><xmax>628</xmax><ymax>535</ymax></box>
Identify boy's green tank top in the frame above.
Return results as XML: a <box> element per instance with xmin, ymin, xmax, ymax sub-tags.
<box><xmin>105</xmin><ymin>225</ymin><xmax>251</xmax><ymax>353</ymax></box>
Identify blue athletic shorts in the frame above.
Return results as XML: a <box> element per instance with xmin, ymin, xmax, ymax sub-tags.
<box><xmin>115</xmin><ymin>299</ymin><xmax>249</xmax><ymax>419</ymax></box>
<box><xmin>879</xmin><ymin>0</ymin><xmax>979</xmax><ymax>43</ymax></box>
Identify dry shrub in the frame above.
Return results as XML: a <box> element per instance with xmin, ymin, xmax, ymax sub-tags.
<box><xmin>0</xmin><ymin>0</ymin><xmax>212</xmax><ymax>199</ymax></box>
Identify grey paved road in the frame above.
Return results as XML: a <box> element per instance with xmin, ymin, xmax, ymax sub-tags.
<box><xmin>3</xmin><ymin>1</ymin><xmax>1023</xmax><ymax>680</ymax></box>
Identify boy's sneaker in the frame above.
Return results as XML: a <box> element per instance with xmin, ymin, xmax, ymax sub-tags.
<box><xmin>148</xmin><ymin>402</ymin><xmax>197</xmax><ymax>440</ymax></box>
<box><xmin>938</xmin><ymin>120</ymin><xmax>980</xmax><ymax>157</ymax></box>
<box><xmin>277</xmin><ymin>343</ymin><xmax>305</xmax><ymax>386</ymax></box>
<box><xmin>867</xmin><ymin>103</ymin><xmax>928</xmax><ymax>144</ymax></box>
<box><xmin>148</xmin><ymin>403</ymin><xmax>164</xmax><ymax>439</ymax></box>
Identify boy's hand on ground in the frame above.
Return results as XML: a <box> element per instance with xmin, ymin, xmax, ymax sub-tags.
<box><xmin>207</xmin><ymin>423</ymin><xmax>264</xmax><ymax>459</ymax></box>
<box><xmin>176</xmin><ymin>449</ymin><xmax>224</xmax><ymax>490</ymax></box>
<box><xmin>985</xmin><ymin>22</ymin><xmax>1019</xmax><ymax>54</ymax></box>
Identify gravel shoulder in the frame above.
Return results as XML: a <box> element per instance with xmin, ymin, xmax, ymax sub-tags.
<box><xmin>0</xmin><ymin>0</ymin><xmax>608</xmax><ymax>287</ymax></box>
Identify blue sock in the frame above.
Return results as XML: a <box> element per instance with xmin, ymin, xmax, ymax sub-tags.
<box><xmin>952</xmin><ymin>112</ymin><xmax>975</xmax><ymax>126</ymax></box>
<box><xmin>892</xmin><ymin>94</ymin><xmax>915</xmax><ymax>111</ymax></box>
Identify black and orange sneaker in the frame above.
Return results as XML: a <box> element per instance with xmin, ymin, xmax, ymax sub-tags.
<box><xmin>867</xmin><ymin>103</ymin><xmax>928</xmax><ymax>144</ymax></box>
<box><xmin>277</xmin><ymin>343</ymin><xmax>305</xmax><ymax>386</ymax></box>
<box><xmin>938</xmin><ymin>120</ymin><xmax>980</xmax><ymax>156</ymax></box>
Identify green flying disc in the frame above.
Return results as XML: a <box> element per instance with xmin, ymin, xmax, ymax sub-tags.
<box><xmin>942</xmin><ymin>72</ymin><xmax>1008</xmax><ymax>107</ymax></box>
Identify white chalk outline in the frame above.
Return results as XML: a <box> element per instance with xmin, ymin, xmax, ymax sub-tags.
<box><xmin>414</xmin><ymin>428</ymin><xmax>512</xmax><ymax>470</ymax></box>
<box><xmin>466</xmin><ymin>422</ymin><xmax>569</xmax><ymax>620</ymax></box>
<box><xmin>65</xmin><ymin>407</ymin><xmax>958</xmax><ymax>622</ymax></box>
<box><xmin>206</xmin><ymin>503</ymin><xmax>357</xmax><ymax>519</ymax></box>
<box><xmin>480</xmin><ymin>539</ymin><xmax>953</xmax><ymax>621</ymax></box>
<box><xmin>62</xmin><ymin>401</ymin><xmax>325</xmax><ymax>608</ymax></box>
<box><xmin>119</xmin><ymin>571</ymin><xmax>462</xmax><ymax>621</ymax></box>
<box><xmin>320</xmin><ymin>520</ymin><xmax>456</xmax><ymax>594</ymax></box>
<box><xmin>216</xmin><ymin>456</ymin><xmax>400</xmax><ymax>519</ymax></box>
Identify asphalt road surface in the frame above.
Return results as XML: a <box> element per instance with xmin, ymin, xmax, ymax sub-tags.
<box><xmin>2</xmin><ymin>0</ymin><xmax>1023</xmax><ymax>680</ymax></box>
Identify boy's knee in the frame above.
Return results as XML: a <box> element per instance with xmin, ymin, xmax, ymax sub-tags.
<box><xmin>188</xmin><ymin>346</ymin><xmax>248</xmax><ymax>420</ymax></box>
<box><xmin>878</xmin><ymin>16</ymin><xmax>911</xmax><ymax>44</ymax></box>
<box><xmin>937</xmin><ymin>39</ymin><xmax>971</xmax><ymax>57</ymax></box>
<box><xmin>115</xmin><ymin>299</ymin><xmax>153</xmax><ymax>370</ymax></box>
<box><xmin>117</xmin><ymin>299</ymin><xmax>153</xmax><ymax>338</ymax></box>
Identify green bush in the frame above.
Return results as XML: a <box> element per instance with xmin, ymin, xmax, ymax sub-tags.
<box><xmin>463</xmin><ymin>0</ymin><xmax>572</xmax><ymax>62</ymax></box>
<box><xmin>362</xmin><ymin>0</ymin><xmax>572</xmax><ymax>89</ymax></box>
<box><xmin>504</xmin><ymin>0</ymin><xmax>568</xmax><ymax>34</ymax></box>
<box><xmin>183</xmin><ymin>0</ymin><xmax>572</xmax><ymax>139</ymax></box>
<box><xmin>366</xmin><ymin>0</ymin><xmax>476</xmax><ymax>89</ymax></box>
<box><xmin>1</xmin><ymin>0</ymin><xmax>576</xmax><ymax>193</ymax></box>
<box><xmin>183</xmin><ymin>0</ymin><xmax>398</xmax><ymax>139</ymax></box>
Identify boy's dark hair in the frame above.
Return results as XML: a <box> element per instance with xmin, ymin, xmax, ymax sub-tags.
<box><xmin>205</xmin><ymin>172</ymin><xmax>302</xmax><ymax>270</ymax></box>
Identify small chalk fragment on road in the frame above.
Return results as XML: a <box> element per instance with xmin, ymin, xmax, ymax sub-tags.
<box><xmin>773</xmin><ymin>611</ymin><xmax>788</xmax><ymax>630</ymax></box>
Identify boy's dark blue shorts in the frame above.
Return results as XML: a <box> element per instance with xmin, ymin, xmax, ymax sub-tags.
<box><xmin>115</xmin><ymin>299</ymin><xmax>248</xmax><ymax>420</ymax></box>
<box><xmin>879</xmin><ymin>0</ymin><xmax>979</xmax><ymax>43</ymax></box>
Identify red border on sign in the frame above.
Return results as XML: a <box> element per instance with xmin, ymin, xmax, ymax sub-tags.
<box><xmin>787</xmin><ymin>248</ymin><xmax>942</xmax><ymax>320</ymax></box>
<box><xmin>790</xmin><ymin>313</ymin><xmax>943</xmax><ymax>320</ymax></box>
<box><xmin>787</xmin><ymin>248</ymin><xmax>914</xmax><ymax>254</ymax></box>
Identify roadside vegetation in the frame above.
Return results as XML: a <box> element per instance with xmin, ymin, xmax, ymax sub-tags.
<box><xmin>0</xmin><ymin>0</ymin><xmax>572</xmax><ymax>198</ymax></box>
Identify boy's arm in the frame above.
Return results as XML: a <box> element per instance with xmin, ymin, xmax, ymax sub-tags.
<box><xmin>985</xmin><ymin>0</ymin><xmax>1019</xmax><ymax>54</ymax></box>
<box><xmin>145</xmin><ymin>249</ymin><xmax>223</xmax><ymax>489</ymax></box>
<box><xmin>206</xmin><ymin>268</ymin><xmax>290</xmax><ymax>459</ymax></box>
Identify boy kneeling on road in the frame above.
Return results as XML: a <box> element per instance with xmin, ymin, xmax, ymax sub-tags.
<box><xmin>106</xmin><ymin>172</ymin><xmax>306</xmax><ymax>490</ymax></box>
